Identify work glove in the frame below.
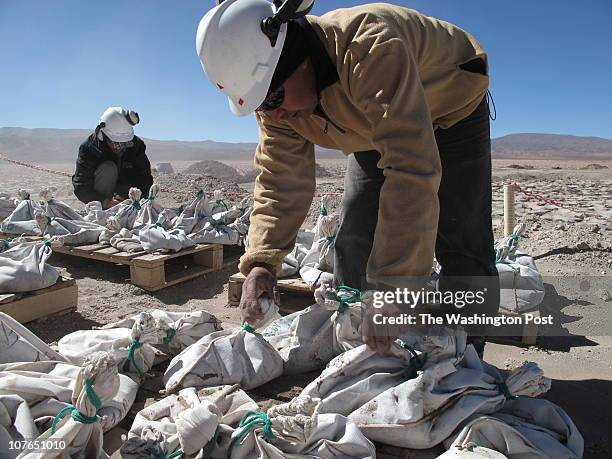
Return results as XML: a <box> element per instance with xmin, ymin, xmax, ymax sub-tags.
<box><xmin>361</xmin><ymin>298</ymin><xmax>402</xmax><ymax>354</ymax></box>
<box><xmin>240</xmin><ymin>263</ymin><xmax>277</xmax><ymax>326</ymax></box>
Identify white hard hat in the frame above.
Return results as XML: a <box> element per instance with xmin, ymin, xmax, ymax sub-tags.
<box><xmin>98</xmin><ymin>107</ymin><xmax>139</xmax><ymax>143</ymax></box>
<box><xmin>196</xmin><ymin>0</ymin><xmax>314</xmax><ymax>116</ymax></box>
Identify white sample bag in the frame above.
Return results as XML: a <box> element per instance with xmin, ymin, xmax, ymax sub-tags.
<box><xmin>104</xmin><ymin>187</ymin><xmax>143</xmax><ymax>234</ymax></box>
<box><xmin>108</xmin><ymin>228</ymin><xmax>144</xmax><ymax>253</ymax></box>
<box><xmin>261</xmin><ymin>285</ymin><xmax>364</xmax><ymax>375</ymax></box>
<box><xmin>0</xmin><ymin>312</ymin><xmax>68</xmax><ymax>364</ymax></box>
<box><xmin>0</xmin><ymin>240</ymin><xmax>60</xmax><ymax>293</ymax></box>
<box><xmin>0</xmin><ymin>190</ymin><xmax>43</xmax><ymax>236</ymax></box>
<box><xmin>99</xmin><ymin>309</ymin><xmax>222</xmax><ymax>356</ymax></box>
<box><xmin>440</xmin><ymin>397</ymin><xmax>584</xmax><ymax>459</ymax></box>
<box><xmin>121</xmin><ymin>389</ymin><xmax>221</xmax><ymax>458</ymax></box>
<box><xmin>83</xmin><ymin>201</ymin><xmax>108</xmax><ymax>226</ymax></box>
<box><xmin>163</xmin><ymin>323</ymin><xmax>284</xmax><ymax>394</ymax></box>
<box><xmin>299</xmin><ymin>214</ymin><xmax>338</xmax><ymax>288</ymax></box>
<box><xmin>279</xmin><ymin>230</ymin><xmax>314</xmax><ymax>278</ymax></box>
<box><xmin>133</xmin><ymin>183</ymin><xmax>165</xmax><ymax>230</ymax></box>
<box><xmin>39</xmin><ymin>188</ymin><xmax>83</xmax><ymax>221</ymax></box>
<box><xmin>58</xmin><ymin>311</ymin><xmax>165</xmax><ymax>377</ymax></box>
<box><xmin>0</xmin><ymin>352</ymin><xmax>138</xmax><ymax>458</ymax></box>
<box><xmin>187</xmin><ymin>221</ymin><xmax>240</xmax><ymax>245</ymax></box>
<box><xmin>139</xmin><ymin>218</ymin><xmax>196</xmax><ymax>253</ymax></box>
<box><xmin>212</xmin><ymin>395</ymin><xmax>376</xmax><ymax>459</ymax></box>
<box><xmin>495</xmin><ymin>223</ymin><xmax>545</xmax><ymax>313</ymax></box>
<box><xmin>36</xmin><ymin>213</ymin><xmax>105</xmax><ymax>246</ymax></box>
<box><xmin>172</xmin><ymin>190</ymin><xmax>210</xmax><ymax>234</ymax></box>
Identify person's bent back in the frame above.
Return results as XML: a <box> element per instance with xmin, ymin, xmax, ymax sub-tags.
<box><xmin>72</xmin><ymin>106</ymin><xmax>153</xmax><ymax>209</ymax></box>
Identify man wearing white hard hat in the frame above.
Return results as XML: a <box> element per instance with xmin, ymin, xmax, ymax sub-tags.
<box><xmin>196</xmin><ymin>0</ymin><xmax>499</xmax><ymax>355</ymax></box>
<box><xmin>72</xmin><ymin>107</ymin><xmax>153</xmax><ymax>209</ymax></box>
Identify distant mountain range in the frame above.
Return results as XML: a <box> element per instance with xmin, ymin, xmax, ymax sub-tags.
<box><xmin>0</xmin><ymin>127</ymin><xmax>611</xmax><ymax>164</ymax></box>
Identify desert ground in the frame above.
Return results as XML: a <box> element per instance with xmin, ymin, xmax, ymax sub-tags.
<box><xmin>1</xmin><ymin>157</ymin><xmax>611</xmax><ymax>457</ymax></box>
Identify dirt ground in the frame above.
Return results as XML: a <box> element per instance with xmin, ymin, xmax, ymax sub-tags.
<box><xmin>1</xmin><ymin>157</ymin><xmax>611</xmax><ymax>458</ymax></box>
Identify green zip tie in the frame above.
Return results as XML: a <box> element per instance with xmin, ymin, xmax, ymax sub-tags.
<box><xmin>226</xmin><ymin>411</ymin><xmax>273</xmax><ymax>459</ymax></box>
<box><xmin>335</xmin><ymin>285</ymin><xmax>363</xmax><ymax>313</ymax></box>
<box><xmin>196</xmin><ymin>190</ymin><xmax>204</xmax><ymax>198</ymax></box>
<box><xmin>325</xmin><ymin>235</ymin><xmax>335</xmax><ymax>242</ymax></box>
<box><xmin>51</xmin><ymin>405</ymin><xmax>98</xmax><ymax>433</ymax></box>
<box><xmin>51</xmin><ymin>380</ymin><xmax>101</xmax><ymax>433</ymax></box>
<box><xmin>43</xmin><ymin>240</ymin><xmax>51</xmax><ymax>247</ymax></box>
<box><xmin>1</xmin><ymin>239</ymin><xmax>10</xmax><ymax>249</ymax></box>
<box><xmin>216</xmin><ymin>199</ymin><xmax>229</xmax><ymax>211</ymax></box>
<box><xmin>163</xmin><ymin>327</ymin><xmax>177</xmax><ymax>345</ymax></box>
<box><xmin>84</xmin><ymin>379</ymin><xmax>102</xmax><ymax>411</ymax></box>
<box><xmin>241</xmin><ymin>323</ymin><xmax>256</xmax><ymax>334</ymax></box>
<box><xmin>131</xmin><ymin>201</ymin><xmax>141</xmax><ymax>210</ymax></box>
<box><xmin>398</xmin><ymin>341</ymin><xmax>427</xmax><ymax>380</ymax></box>
<box><xmin>497</xmin><ymin>381</ymin><xmax>516</xmax><ymax>400</ymax></box>
<box><xmin>166</xmin><ymin>449</ymin><xmax>184</xmax><ymax>459</ymax></box>
<box><xmin>127</xmin><ymin>338</ymin><xmax>143</xmax><ymax>374</ymax></box>
<box><xmin>320</xmin><ymin>205</ymin><xmax>327</xmax><ymax>216</ymax></box>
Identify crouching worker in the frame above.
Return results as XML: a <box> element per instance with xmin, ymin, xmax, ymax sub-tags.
<box><xmin>72</xmin><ymin>107</ymin><xmax>153</xmax><ymax>209</ymax></box>
<box><xmin>195</xmin><ymin>1</ymin><xmax>499</xmax><ymax>355</ymax></box>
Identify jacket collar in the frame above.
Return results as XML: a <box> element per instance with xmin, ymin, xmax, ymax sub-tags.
<box><xmin>298</xmin><ymin>18</ymin><xmax>339</xmax><ymax>95</ymax></box>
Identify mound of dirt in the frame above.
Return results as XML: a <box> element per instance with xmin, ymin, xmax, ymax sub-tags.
<box><xmin>183</xmin><ymin>160</ymin><xmax>251</xmax><ymax>183</ymax></box>
<box><xmin>153</xmin><ymin>172</ymin><xmax>247</xmax><ymax>207</ymax></box>
<box><xmin>506</xmin><ymin>164</ymin><xmax>535</xmax><ymax>170</ymax></box>
<box><xmin>580</xmin><ymin>163</ymin><xmax>609</xmax><ymax>170</ymax></box>
<box><xmin>315</xmin><ymin>162</ymin><xmax>334</xmax><ymax>178</ymax></box>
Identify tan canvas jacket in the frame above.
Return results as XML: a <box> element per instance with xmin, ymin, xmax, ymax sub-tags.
<box><xmin>239</xmin><ymin>3</ymin><xmax>489</xmax><ymax>287</ymax></box>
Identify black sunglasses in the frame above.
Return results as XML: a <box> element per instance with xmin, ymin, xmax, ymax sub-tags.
<box><xmin>256</xmin><ymin>85</ymin><xmax>285</xmax><ymax>112</ymax></box>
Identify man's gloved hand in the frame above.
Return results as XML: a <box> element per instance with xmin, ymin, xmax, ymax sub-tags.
<box><xmin>240</xmin><ymin>263</ymin><xmax>277</xmax><ymax>326</ymax></box>
<box><xmin>361</xmin><ymin>296</ymin><xmax>402</xmax><ymax>354</ymax></box>
<box><xmin>102</xmin><ymin>195</ymin><xmax>123</xmax><ymax>210</ymax></box>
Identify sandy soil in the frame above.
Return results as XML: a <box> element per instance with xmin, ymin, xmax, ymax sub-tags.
<box><xmin>1</xmin><ymin>157</ymin><xmax>611</xmax><ymax>457</ymax></box>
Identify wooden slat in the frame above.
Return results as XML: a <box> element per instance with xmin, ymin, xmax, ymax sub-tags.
<box><xmin>94</xmin><ymin>247</ymin><xmax>121</xmax><ymax>256</ymax></box>
<box><xmin>0</xmin><ymin>293</ymin><xmax>20</xmax><ymax>305</ymax></box>
<box><xmin>29</xmin><ymin>276</ymin><xmax>76</xmax><ymax>295</ymax></box>
<box><xmin>132</xmin><ymin>244</ymin><xmax>216</xmax><ymax>266</ymax></box>
<box><xmin>131</xmin><ymin>264</ymin><xmax>216</xmax><ymax>292</ymax></box>
<box><xmin>159</xmin><ymin>265</ymin><xmax>217</xmax><ymax>290</ymax></box>
<box><xmin>0</xmin><ymin>277</ymin><xmax>75</xmax><ymax>304</ymax></box>
<box><xmin>0</xmin><ymin>280</ymin><xmax>78</xmax><ymax>323</ymax></box>
<box><xmin>110</xmin><ymin>251</ymin><xmax>144</xmax><ymax>261</ymax></box>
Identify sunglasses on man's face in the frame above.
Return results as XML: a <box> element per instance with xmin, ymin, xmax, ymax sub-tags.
<box><xmin>256</xmin><ymin>85</ymin><xmax>285</xmax><ymax>112</ymax></box>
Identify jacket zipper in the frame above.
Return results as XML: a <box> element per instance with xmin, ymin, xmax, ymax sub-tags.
<box><xmin>314</xmin><ymin>103</ymin><xmax>346</xmax><ymax>134</ymax></box>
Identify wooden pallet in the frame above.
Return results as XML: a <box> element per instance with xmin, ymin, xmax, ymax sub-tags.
<box><xmin>53</xmin><ymin>243</ymin><xmax>224</xmax><ymax>291</ymax></box>
<box><xmin>0</xmin><ymin>276</ymin><xmax>78</xmax><ymax>323</ymax></box>
<box><xmin>228</xmin><ymin>273</ymin><xmax>312</xmax><ymax>307</ymax></box>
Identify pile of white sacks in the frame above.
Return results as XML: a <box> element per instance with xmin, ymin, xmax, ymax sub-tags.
<box><xmin>0</xmin><ymin>280</ymin><xmax>583</xmax><ymax>458</ymax></box>
<box><xmin>0</xmin><ymin>186</ymin><xmax>252</xmax><ymax>294</ymax></box>
<box><xmin>0</xmin><ymin>186</ymin><xmax>252</xmax><ymax>255</ymax></box>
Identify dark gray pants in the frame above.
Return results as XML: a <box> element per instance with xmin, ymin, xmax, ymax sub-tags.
<box><xmin>94</xmin><ymin>161</ymin><xmax>119</xmax><ymax>199</ymax></box>
<box><xmin>334</xmin><ymin>97</ymin><xmax>499</xmax><ymax>318</ymax></box>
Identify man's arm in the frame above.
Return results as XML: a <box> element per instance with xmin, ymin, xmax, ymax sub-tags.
<box><xmin>116</xmin><ymin>138</ymin><xmax>153</xmax><ymax>198</ymax></box>
<box><xmin>238</xmin><ymin>114</ymin><xmax>316</xmax><ymax>276</ymax></box>
<box><xmin>72</xmin><ymin>143</ymin><xmax>105</xmax><ymax>204</ymax></box>
<box><xmin>348</xmin><ymin>37</ymin><xmax>442</xmax><ymax>288</ymax></box>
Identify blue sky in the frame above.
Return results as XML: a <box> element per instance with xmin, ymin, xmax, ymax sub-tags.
<box><xmin>0</xmin><ymin>0</ymin><xmax>610</xmax><ymax>142</ymax></box>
